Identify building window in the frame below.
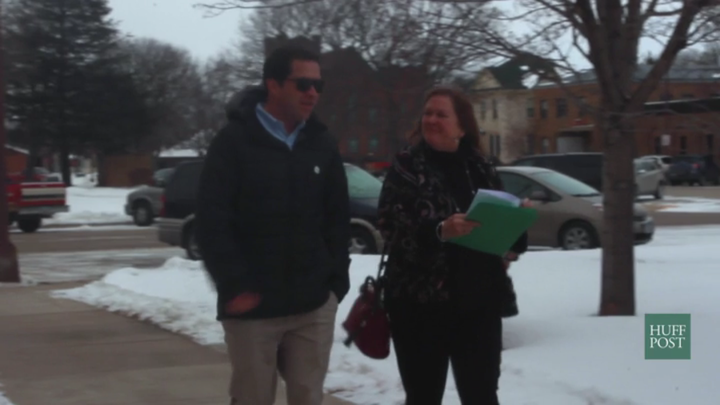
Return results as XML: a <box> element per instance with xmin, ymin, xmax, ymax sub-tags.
<box><xmin>654</xmin><ymin>136</ymin><xmax>662</xmax><ymax>154</ymax></box>
<box><xmin>541</xmin><ymin>137</ymin><xmax>549</xmax><ymax>153</ymax></box>
<box><xmin>369</xmin><ymin>137</ymin><xmax>379</xmax><ymax>152</ymax></box>
<box><xmin>348</xmin><ymin>138</ymin><xmax>359</xmax><ymax>153</ymax></box>
<box><xmin>368</xmin><ymin>108</ymin><xmax>378</xmax><ymax>124</ymax></box>
<box><xmin>540</xmin><ymin>100</ymin><xmax>548</xmax><ymax>119</ymax></box>
<box><xmin>707</xmin><ymin>134</ymin><xmax>714</xmax><ymax>152</ymax></box>
<box><xmin>526</xmin><ymin>98</ymin><xmax>534</xmax><ymax>118</ymax></box>
<box><xmin>480</xmin><ymin>101</ymin><xmax>486</xmax><ymax>120</ymax></box>
<box><xmin>492</xmin><ymin>99</ymin><xmax>498</xmax><ymax>119</ymax></box>
<box><xmin>680</xmin><ymin>136</ymin><xmax>687</xmax><ymax>154</ymax></box>
<box><xmin>556</xmin><ymin>98</ymin><xmax>567</xmax><ymax>117</ymax></box>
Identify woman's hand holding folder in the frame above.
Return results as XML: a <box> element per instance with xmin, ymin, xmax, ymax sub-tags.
<box><xmin>440</xmin><ymin>213</ymin><xmax>482</xmax><ymax>239</ymax></box>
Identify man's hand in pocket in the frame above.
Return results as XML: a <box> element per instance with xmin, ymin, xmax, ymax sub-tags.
<box><xmin>226</xmin><ymin>292</ymin><xmax>261</xmax><ymax>314</ymax></box>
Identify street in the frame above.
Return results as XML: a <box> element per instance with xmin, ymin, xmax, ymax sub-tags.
<box><xmin>7</xmin><ymin>185</ymin><xmax>719</xmax><ymax>283</ymax></box>
<box><xmin>11</xmin><ymin>227</ymin><xmax>183</xmax><ymax>283</ymax></box>
<box><xmin>12</xmin><ymin>226</ymin><xmax>165</xmax><ymax>254</ymax></box>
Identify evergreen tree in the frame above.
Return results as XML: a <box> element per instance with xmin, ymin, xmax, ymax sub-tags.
<box><xmin>4</xmin><ymin>0</ymin><xmax>145</xmax><ymax>184</ymax></box>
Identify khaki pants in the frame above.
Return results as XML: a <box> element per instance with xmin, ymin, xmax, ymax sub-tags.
<box><xmin>223</xmin><ymin>292</ymin><xmax>338</xmax><ymax>405</ymax></box>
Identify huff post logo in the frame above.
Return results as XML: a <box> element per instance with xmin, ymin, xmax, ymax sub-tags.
<box><xmin>645</xmin><ymin>314</ymin><xmax>691</xmax><ymax>360</ymax></box>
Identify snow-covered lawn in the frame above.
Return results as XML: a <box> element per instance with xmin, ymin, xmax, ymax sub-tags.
<box><xmin>0</xmin><ymin>390</ymin><xmax>14</xmax><ymax>405</ymax></box>
<box><xmin>648</xmin><ymin>196</ymin><xmax>720</xmax><ymax>213</ymax></box>
<box><xmin>53</xmin><ymin>226</ymin><xmax>720</xmax><ymax>405</ymax></box>
<box><xmin>45</xmin><ymin>186</ymin><xmax>135</xmax><ymax>225</ymax></box>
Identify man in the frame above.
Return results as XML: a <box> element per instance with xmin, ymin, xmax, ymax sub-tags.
<box><xmin>195</xmin><ymin>45</ymin><xmax>351</xmax><ymax>405</ymax></box>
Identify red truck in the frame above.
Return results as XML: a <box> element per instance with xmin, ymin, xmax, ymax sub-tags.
<box><xmin>7</xmin><ymin>172</ymin><xmax>69</xmax><ymax>233</ymax></box>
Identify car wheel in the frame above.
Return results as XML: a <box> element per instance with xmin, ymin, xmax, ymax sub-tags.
<box><xmin>17</xmin><ymin>217</ymin><xmax>42</xmax><ymax>233</ymax></box>
<box><xmin>132</xmin><ymin>201</ymin><xmax>154</xmax><ymax>226</ymax></box>
<box><xmin>559</xmin><ymin>221</ymin><xmax>598</xmax><ymax>250</ymax></box>
<box><xmin>349</xmin><ymin>226</ymin><xmax>378</xmax><ymax>255</ymax></box>
<box><xmin>183</xmin><ymin>223</ymin><xmax>202</xmax><ymax>261</ymax></box>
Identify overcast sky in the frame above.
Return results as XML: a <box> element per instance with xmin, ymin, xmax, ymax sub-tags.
<box><xmin>106</xmin><ymin>0</ymin><xmax>683</xmax><ymax>71</ymax></box>
<box><xmin>107</xmin><ymin>0</ymin><xmax>249</xmax><ymax>61</ymax></box>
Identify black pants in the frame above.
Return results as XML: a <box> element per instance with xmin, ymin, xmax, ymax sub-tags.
<box><xmin>387</xmin><ymin>301</ymin><xmax>502</xmax><ymax>405</ymax></box>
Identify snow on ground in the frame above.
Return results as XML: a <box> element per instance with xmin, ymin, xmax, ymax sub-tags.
<box><xmin>0</xmin><ymin>391</ymin><xmax>14</xmax><ymax>405</ymax></box>
<box><xmin>53</xmin><ymin>226</ymin><xmax>720</xmax><ymax>405</ymax></box>
<box><xmin>651</xmin><ymin>196</ymin><xmax>720</xmax><ymax>213</ymax></box>
<box><xmin>45</xmin><ymin>186</ymin><xmax>135</xmax><ymax>225</ymax></box>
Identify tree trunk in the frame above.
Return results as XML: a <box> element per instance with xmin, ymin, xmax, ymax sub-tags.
<box><xmin>0</xmin><ymin>6</ymin><xmax>20</xmax><ymax>283</ymax></box>
<box><xmin>599</xmin><ymin>112</ymin><xmax>636</xmax><ymax>316</ymax></box>
<box><xmin>59</xmin><ymin>142</ymin><xmax>72</xmax><ymax>187</ymax></box>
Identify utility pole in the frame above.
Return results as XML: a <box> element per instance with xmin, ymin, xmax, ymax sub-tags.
<box><xmin>0</xmin><ymin>0</ymin><xmax>20</xmax><ymax>283</ymax></box>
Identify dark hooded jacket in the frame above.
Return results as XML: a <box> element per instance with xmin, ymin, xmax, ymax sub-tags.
<box><xmin>195</xmin><ymin>86</ymin><xmax>351</xmax><ymax>320</ymax></box>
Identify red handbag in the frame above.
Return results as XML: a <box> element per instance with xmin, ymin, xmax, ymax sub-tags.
<box><xmin>342</xmin><ymin>242</ymin><xmax>392</xmax><ymax>360</ymax></box>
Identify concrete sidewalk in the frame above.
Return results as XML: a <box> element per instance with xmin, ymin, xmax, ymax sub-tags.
<box><xmin>0</xmin><ymin>283</ymin><xmax>353</xmax><ymax>405</ymax></box>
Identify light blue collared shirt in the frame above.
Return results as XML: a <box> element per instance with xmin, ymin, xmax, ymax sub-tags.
<box><xmin>255</xmin><ymin>103</ymin><xmax>306</xmax><ymax>150</ymax></box>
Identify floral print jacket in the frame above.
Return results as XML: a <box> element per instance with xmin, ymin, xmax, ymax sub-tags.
<box><xmin>377</xmin><ymin>141</ymin><xmax>528</xmax><ymax>304</ymax></box>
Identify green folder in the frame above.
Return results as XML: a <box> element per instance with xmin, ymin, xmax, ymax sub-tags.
<box><xmin>448</xmin><ymin>189</ymin><xmax>538</xmax><ymax>256</ymax></box>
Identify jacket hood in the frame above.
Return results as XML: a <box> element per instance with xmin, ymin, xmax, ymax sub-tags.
<box><xmin>225</xmin><ymin>85</ymin><xmax>267</xmax><ymax>121</ymax></box>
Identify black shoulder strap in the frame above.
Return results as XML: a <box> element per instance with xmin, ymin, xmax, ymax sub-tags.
<box><xmin>376</xmin><ymin>232</ymin><xmax>395</xmax><ymax>280</ymax></box>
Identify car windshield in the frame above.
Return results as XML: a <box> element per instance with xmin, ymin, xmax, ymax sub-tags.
<box><xmin>534</xmin><ymin>171</ymin><xmax>601</xmax><ymax>197</ymax></box>
<box><xmin>345</xmin><ymin>164</ymin><xmax>383</xmax><ymax>199</ymax></box>
<box><xmin>155</xmin><ymin>168</ymin><xmax>174</xmax><ymax>181</ymax></box>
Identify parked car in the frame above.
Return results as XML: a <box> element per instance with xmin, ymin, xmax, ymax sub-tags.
<box><xmin>124</xmin><ymin>167</ymin><xmax>175</xmax><ymax>226</ymax></box>
<box><xmin>511</xmin><ymin>153</ymin><xmax>604</xmax><ymax>190</ymax></box>
<box><xmin>511</xmin><ymin>152</ymin><xmax>666</xmax><ymax>199</ymax></box>
<box><xmin>665</xmin><ymin>154</ymin><xmax>720</xmax><ymax>186</ymax></box>
<box><xmin>634</xmin><ymin>158</ymin><xmax>666</xmax><ymax>199</ymax></box>
<box><xmin>637</xmin><ymin>154</ymin><xmax>672</xmax><ymax>177</ymax></box>
<box><xmin>6</xmin><ymin>173</ymin><xmax>69</xmax><ymax>233</ymax></box>
<box><xmin>157</xmin><ymin>161</ymin><xmax>384</xmax><ymax>260</ymax></box>
<box><xmin>496</xmin><ymin>166</ymin><xmax>655</xmax><ymax>250</ymax></box>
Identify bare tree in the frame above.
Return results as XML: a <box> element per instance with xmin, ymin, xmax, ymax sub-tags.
<box><xmin>183</xmin><ymin>54</ymin><xmax>241</xmax><ymax>154</ymax></box>
<box><xmin>675</xmin><ymin>43</ymin><xmax>720</xmax><ymax>66</ymax></box>
<box><xmin>200</xmin><ymin>0</ymin><xmax>497</xmax><ymax>158</ymax></box>
<box><xmin>430</xmin><ymin>0</ymin><xmax>720</xmax><ymax>316</ymax></box>
<box><xmin>118</xmin><ymin>38</ymin><xmax>204</xmax><ymax>152</ymax></box>
<box><xmin>200</xmin><ymin>0</ymin><xmax>497</xmax><ymax>84</ymax></box>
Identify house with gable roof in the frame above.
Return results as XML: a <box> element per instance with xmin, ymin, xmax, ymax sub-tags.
<box><xmin>470</xmin><ymin>56</ymin><xmax>553</xmax><ymax>163</ymax></box>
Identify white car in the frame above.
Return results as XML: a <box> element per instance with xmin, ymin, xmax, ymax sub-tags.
<box><xmin>638</xmin><ymin>155</ymin><xmax>672</xmax><ymax>176</ymax></box>
<box><xmin>634</xmin><ymin>159</ymin><xmax>666</xmax><ymax>199</ymax></box>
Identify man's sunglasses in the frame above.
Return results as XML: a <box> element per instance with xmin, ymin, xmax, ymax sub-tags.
<box><xmin>286</xmin><ymin>78</ymin><xmax>324</xmax><ymax>93</ymax></box>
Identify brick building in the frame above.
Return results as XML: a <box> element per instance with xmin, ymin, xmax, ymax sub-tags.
<box><xmin>263</xmin><ymin>35</ymin><xmax>432</xmax><ymax>165</ymax></box>
<box><xmin>527</xmin><ymin>65</ymin><xmax>720</xmax><ymax>159</ymax></box>
<box><xmin>471</xmin><ymin>63</ymin><xmax>720</xmax><ymax>162</ymax></box>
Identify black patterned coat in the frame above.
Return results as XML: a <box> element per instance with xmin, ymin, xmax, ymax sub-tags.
<box><xmin>377</xmin><ymin>140</ymin><xmax>528</xmax><ymax>305</ymax></box>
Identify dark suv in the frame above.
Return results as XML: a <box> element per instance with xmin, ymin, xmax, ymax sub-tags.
<box><xmin>157</xmin><ymin>160</ymin><xmax>384</xmax><ymax>260</ymax></box>
<box><xmin>511</xmin><ymin>153</ymin><xmax>603</xmax><ymax>190</ymax></box>
<box><xmin>665</xmin><ymin>154</ymin><xmax>720</xmax><ymax>186</ymax></box>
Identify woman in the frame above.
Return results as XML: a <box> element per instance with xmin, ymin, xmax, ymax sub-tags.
<box><xmin>377</xmin><ymin>86</ymin><xmax>528</xmax><ymax>404</ymax></box>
